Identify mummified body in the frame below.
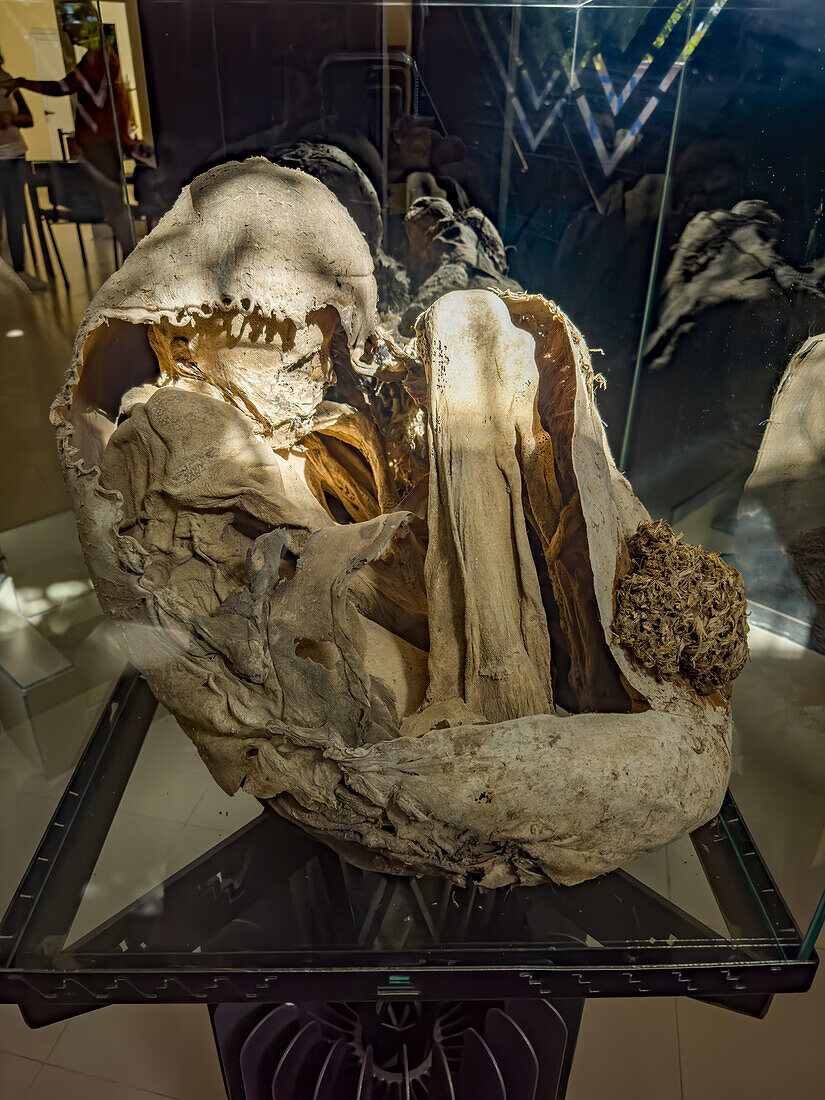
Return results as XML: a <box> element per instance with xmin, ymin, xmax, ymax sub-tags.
<box><xmin>53</xmin><ymin>160</ymin><xmax>747</xmax><ymax>887</ymax></box>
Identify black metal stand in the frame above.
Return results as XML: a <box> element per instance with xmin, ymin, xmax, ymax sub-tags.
<box><xmin>208</xmin><ymin>997</ymin><xmax>583</xmax><ymax>1099</ymax></box>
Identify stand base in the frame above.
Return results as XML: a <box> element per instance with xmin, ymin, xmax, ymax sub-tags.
<box><xmin>210</xmin><ymin>997</ymin><xmax>583</xmax><ymax>1100</ymax></box>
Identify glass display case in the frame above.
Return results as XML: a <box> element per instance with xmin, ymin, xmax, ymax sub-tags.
<box><xmin>1</xmin><ymin>2</ymin><xmax>823</xmax><ymax>1096</ymax></box>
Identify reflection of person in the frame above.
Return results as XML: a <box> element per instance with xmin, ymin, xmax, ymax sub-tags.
<box><xmin>1</xmin><ymin>2</ymin><xmax>135</xmax><ymax>258</ymax></box>
<box><xmin>0</xmin><ymin>49</ymin><xmax>45</xmax><ymax>289</ymax></box>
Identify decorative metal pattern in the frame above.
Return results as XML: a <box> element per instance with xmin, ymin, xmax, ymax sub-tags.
<box><xmin>476</xmin><ymin>0</ymin><xmax>729</xmax><ymax>176</ymax></box>
<box><xmin>212</xmin><ymin>998</ymin><xmax>574</xmax><ymax>1100</ymax></box>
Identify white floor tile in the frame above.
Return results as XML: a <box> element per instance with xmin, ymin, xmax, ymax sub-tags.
<box><xmin>0</xmin><ymin>1051</ymin><xmax>41</xmax><ymax>1099</ymax></box>
<box><xmin>186</xmin><ymin>778</ymin><xmax>262</xmax><ymax>832</ymax></box>
<box><xmin>677</xmin><ymin>965</ymin><xmax>825</xmax><ymax>1100</ymax></box>
<box><xmin>32</xmin><ymin>591</ymin><xmax>102</xmax><ymax>646</ymax></box>
<box><xmin>26</xmin><ymin>1063</ymin><xmax>178</xmax><ymax>1100</ymax></box>
<box><xmin>6</xmin><ymin>562</ymin><xmax>91</xmax><ymax>622</ymax></box>
<box><xmin>621</xmin><ymin>844</ymin><xmax>669</xmax><ymax>898</ymax></box>
<box><xmin>1</xmin><ymin>679</ymin><xmax>110</xmax><ymax>783</ymax></box>
<box><xmin>122</xmin><ymin>703</ymin><xmax>265</xmax><ymax>834</ymax></box>
<box><xmin>0</xmin><ymin>790</ymin><xmax>58</xmax><ymax>912</ymax></box>
<box><xmin>1</xmin><ymin>512</ymin><xmax>87</xmax><ymax>579</ymax></box>
<box><xmin>0</xmin><ymin>732</ymin><xmax>46</xmax><ymax>796</ymax></box>
<box><xmin>728</xmin><ymin>626</ymin><xmax>825</xmax><ymax>941</ymax></box>
<box><xmin>567</xmin><ymin>997</ymin><xmax>682</xmax><ymax>1100</ymax></box>
<box><xmin>665</xmin><ymin>832</ymin><xmax>729</xmax><ymax>938</ymax></box>
<box><xmin>0</xmin><ymin>1003</ymin><xmax>66</xmax><ymax>1062</ymax></box>
<box><xmin>62</xmin><ymin>622</ymin><xmax>125</xmax><ymax>691</ymax></box>
<box><xmin>46</xmin><ymin>1004</ymin><xmax>226</xmax><ymax>1100</ymax></box>
<box><xmin>0</xmin><ymin>595</ymin><xmax>73</xmax><ymax>687</ymax></box>
<box><xmin>119</xmin><ymin>744</ymin><xmax>212</xmax><ymax>824</ymax></box>
<box><xmin>141</xmin><ymin>711</ymin><xmax>212</xmax><ymax>777</ymax></box>
<box><xmin>163</xmin><ymin>824</ymin><xmax>228</xmax><ymax>876</ymax></box>
<box><xmin>67</xmin><ymin>812</ymin><xmax>186</xmax><ymax>943</ymax></box>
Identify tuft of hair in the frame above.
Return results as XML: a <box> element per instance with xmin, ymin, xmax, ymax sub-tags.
<box><xmin>613</xmin><ymin>520</ymin><xmax>748</xmax><ymax>695</ymax></box>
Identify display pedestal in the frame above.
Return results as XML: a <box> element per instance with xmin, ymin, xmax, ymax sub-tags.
<box><xmin>209</xmin><ymin>998</ymin><xmax>582</xmax><ymax>1099</ymax></box>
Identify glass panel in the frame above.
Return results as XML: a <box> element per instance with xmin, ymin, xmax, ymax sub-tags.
<box><xmin>51</xmin><ymin>696</ymin><xmax>789</xmax><ymax>965</ymax></box>
<box><xmin>66</xmin><ymin>705</ymin><xmax>262</xmax><ymax>945</ymax></box>
<box><xmin>1</xmin><ymin>0</ymin><xmax>136</xmax><ymax>909</ymax></box>
<box><xmin>1</xmin><ymin>0</ymin><xmax>822</xmax><ymax>974</ymax></box>
<box><xmin>0</xmin><ymin>506</ymin><xmax>122</xmax><ymax>912</ymax></box>
<box><xmin>416</xmin><ymin>0</ymin><xmax>699</xmax><ymax>456</ymax></box>
<box><xmin>621</xmin><ymin>0</ymin><xmax>825</xmax><ymax>955</ymax></box>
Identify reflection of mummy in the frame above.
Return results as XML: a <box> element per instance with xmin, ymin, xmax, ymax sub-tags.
<box><xmin>646</xmin><ymin>200</ymin><xmax>825</xmax><ymax>369</ymax></box>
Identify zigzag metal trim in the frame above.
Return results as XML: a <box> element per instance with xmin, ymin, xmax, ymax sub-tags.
<box><xmin>520</xmin><ymin>66</ymin><xmax>562</xmax><ymax>111</ymax></box>
<box><xmin>477</xmin><ymin>0</ymin><xmax>729</xmax><ymax>177</ymax></box>
<box><xmin>475</xmin><ymin>9</ymin><xmax>570</xmax><ymax>153</ymax></box>
<box><xmin>592</xmin><ymin>0</ymin><xmax>691</xmax><ymax>116</ymax></box>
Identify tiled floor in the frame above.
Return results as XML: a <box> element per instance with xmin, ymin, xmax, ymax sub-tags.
<box><xmin>1</xmin><ymin>222</ymin><xmax>824</xmax><ymax>1099</ymax></box>
<box><xmin>0</xmin><ymin>1002</ymin><xmax>226</xmax><ymax>1100</ymax></box>
<box><xmin>1</xmin><ymin>220</ymin><xmax>132</xmax><ymax>532</ymax></box>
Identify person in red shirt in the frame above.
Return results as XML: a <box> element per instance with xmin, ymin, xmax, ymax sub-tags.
<box><xmin>2</xmin><ymin>2</ymin><xmax>135</xmax><ymax>257</ymax></box>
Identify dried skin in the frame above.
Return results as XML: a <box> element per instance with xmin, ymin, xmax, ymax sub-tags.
<box><xmin>301</xmin><ymin>400</ymin><xmax>398</xmax><ymax>523</ymax></box>
<box><xmin>399</xmin><ymin>196</ymin><xmax>521</xmax><ymax>333</ymax></box>
<box><xmin>417</xmin><ymin>291</ymin><xmax>554</xmax><ymax>725</ymax></box>
<box><xmin>370</xmin><ymin>381</ymin><xmax>429</xmax><ymax>499</ymax></box>
<box><xmin>504</xmin><ymin>292</ymin><xmax>632</xmax><ymax>714</ymax></box>
<box><xmin>98</xmin><ymin>387</ymin><xmax>428</xmax><ymax>747</ymax></box>
<box><xmin>547</xmin><ymin>498</ymin><xmax>633</xmax><ymax>712</ymax></box>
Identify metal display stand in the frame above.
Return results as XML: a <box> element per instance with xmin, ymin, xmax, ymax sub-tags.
<box><xmin>0</xmin><ymin>669</ymin><xmax>818</xmax><ymax>1098</ymax></box>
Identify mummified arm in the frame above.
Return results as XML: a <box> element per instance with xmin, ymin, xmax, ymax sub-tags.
<box><xmin>417</xmin><ymin>290</ymin><xmax>553</xmax><ymax>723</ymax></box>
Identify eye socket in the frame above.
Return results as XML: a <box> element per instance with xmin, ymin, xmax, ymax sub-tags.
<box><xmin>231</xmin><ymin>509</ymin><xmax>273</xmax><ymax>540</ymax></box>
<box><xmin>278</xmin><ymin>547</ymin><xmax>298</xmax><ymax>581</ymax></box>
<box><xmin>245</xmin><ymin>746</ymin><xmax>259</xmax><ymax>759</ymax></box>
<box><xmin>294</xmin><ymin>638</ymin><xmax>340</xmax><ymax>670</ymax></box>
